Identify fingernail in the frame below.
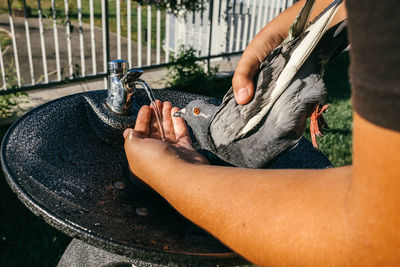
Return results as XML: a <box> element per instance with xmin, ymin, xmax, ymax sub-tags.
<box><xmin>237</xmin><ymin>87</ymin><xmax>250</xmax><ymax>101</ymax></box>
<box><xmin>123</xmin><ymin>128</ymin><xmax>133</xmax><ymax>139</ymax></box>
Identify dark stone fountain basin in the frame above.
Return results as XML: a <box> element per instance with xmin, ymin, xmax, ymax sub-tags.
<box><xmin>1</xmin><ymin>89</ymin><xmax>331</xmax><ymax>266</ymax></box>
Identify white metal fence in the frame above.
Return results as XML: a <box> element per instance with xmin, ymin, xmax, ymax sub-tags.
<box><xmin>0</xmin><ymin>0</ymin><xmax>293</xmax><ymax>93</ymax></box>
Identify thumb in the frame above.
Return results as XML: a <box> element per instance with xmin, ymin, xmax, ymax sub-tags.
<box><xmin>232</xmin><ymin>72</ymin><xmax>255</xmax><ymax>105</ymax></box>
<box><xmin>123</xmin><ymin>129</ymin><xmax>148</xmax><ymax>168</ymax></box>
<box><xmin>232</xmin><ymin>55</ymin><xmax>260</xmax><ymax>105</ymax></box>
<box><xmin>123</xmin><ymin>128</ymin><xmax>134</xmax><ymax>139</ymax></box>
<box><xmin>123</xmin><ymin>128</ymin><xmax>145</xmax><ymax>141</ymax></box>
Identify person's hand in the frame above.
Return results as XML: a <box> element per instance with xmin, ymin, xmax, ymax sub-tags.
<box><xmin>124</xmin><ymin>100</ymin><xmax>209</xmax><ymax>182</ymax></box>
<box><xmin>232</xmin><ymin>54</ymin><xmax>260</xmax><ymax>105</ymax></box>
<box><xmin>231</xmin><ymin>0</ymin><xmax>301</xmax><ymax>105</ymax></box>
<box><xmin>231</xmin><ymin>27</ymin><xmax>285</xmax><ymax>105</ymax></box>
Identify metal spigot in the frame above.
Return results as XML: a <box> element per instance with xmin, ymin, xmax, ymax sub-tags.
<box><xmin>105</xmin><ymin>59</ymin><xmax>166</xmax><ymax>140</ymax></box>
<box><xmin>106</xmin><ymin>60</ymin><xmax>143</xmax><ymax>114</ymax></box>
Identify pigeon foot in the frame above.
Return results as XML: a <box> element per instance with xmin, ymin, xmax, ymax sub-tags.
<box><xmin>310</xmin><ymin>104</ymin><xmax>330</xmax><ymax>148</ymax></box>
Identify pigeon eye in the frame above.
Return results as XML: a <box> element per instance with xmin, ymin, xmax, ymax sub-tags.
<box><xmin>193</xmin><ymin>108</ymin><xmax>200</xmax><ymax>115</ymax></box>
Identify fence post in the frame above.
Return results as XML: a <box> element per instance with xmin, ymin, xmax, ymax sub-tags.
<box><xmin>207</xmin><ymin>0</ymin><xmax>214</xmax><ymax>73</ymax></box>
<box><xmin>7</xmin><ymin>0</ymin><xmax>22</xmax><ymax>87</ymax></box>
<box><xmin>102</xmin><ymin>0</ymin><xmax>110</xmax><ymax>88</ymax></box>
<box><xmin>0</xmin><ymin>45</ymin><xmax>6</xmax><ymax>89</ymax></box>
<box><xmin>116</xmin><ymin>0</ymin><xmax>121</xmax><ymax>59</ymax></box>
<box><xmin>105</xmin><ymin>0</ymin><xmax>110</xmax><ymax>67</ymax></box>
<box><xmin>22</xmin><ymin>0</ymin><xmax>35</xmax><ymax>85</ymax></box>
<box><xmin>51</xmin><ymin>0</ymin><xmax>61</xmax><ymax>81</ymax></box>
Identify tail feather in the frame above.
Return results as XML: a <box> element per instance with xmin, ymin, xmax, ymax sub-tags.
<box><xmin>289</xmin><ymin>0</ymin><xmax>317</xmax><ymax>39</ymax></box>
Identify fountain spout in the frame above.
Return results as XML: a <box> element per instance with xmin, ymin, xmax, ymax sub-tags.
<box><xmin>106</xmin><ymin>60</ymin><xmax>143</xmax><ymax>115</ymax></box>
<box><xmin>106</xmin><ymin>59</ymin><xmax>165</xmax><ymax>140</ymax></box>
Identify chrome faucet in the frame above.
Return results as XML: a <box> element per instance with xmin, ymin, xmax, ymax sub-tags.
<box><xmin>106</xmin><ymin>60</ymin><xmax>142</xmax><ymax>115</ymax></box>
<box><xmin>106</xmin><ymin>59</ymin><xmax>166</xmax><ymax>140</ymax></box>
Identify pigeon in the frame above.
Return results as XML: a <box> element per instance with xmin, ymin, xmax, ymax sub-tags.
<box><xmin>174</xmin><ymin>0</ymin><xmax>348</xmax><ymax>168</ymax></box>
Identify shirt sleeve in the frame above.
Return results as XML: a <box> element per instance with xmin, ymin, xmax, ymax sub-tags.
<box><xmin>346</xmin><ymin>0</ymin><xmax>400</xmax><ymax>131</ymax></box>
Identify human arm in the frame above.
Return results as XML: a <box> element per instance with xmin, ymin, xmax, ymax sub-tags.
<box><xmin>233</xmin><ymin>0</ymin><xmax>347</xmax><ymax>104</ymax></box>
<box><xmin>124</xmin><ymin>102</ymin><xmax>400</xmax><ymax>266</ymax></box>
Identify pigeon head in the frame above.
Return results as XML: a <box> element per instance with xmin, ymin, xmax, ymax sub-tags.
<box><xmin>173</xmin><ymin>99</ymin><xmax>218</xmax><ymax>151</ymax></box>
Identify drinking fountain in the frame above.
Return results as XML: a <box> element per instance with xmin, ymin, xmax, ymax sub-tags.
<box><xmin>1</xmin><ymin>59</ymin><xmax>332</xmax><ymax>266</ymax></box>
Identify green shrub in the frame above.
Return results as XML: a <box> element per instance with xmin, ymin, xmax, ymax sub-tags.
<box><xmin>0</xmin><ymin>31</ymin><xmax>11</xmax><ymax>49</ymax></box>
<box><xmin>0</xmin><ymin>92</ymin><xmax>27</xmax><ymax>118</ymax></box>
<box><xmin>10</xmin><ymin>0</ymin><xmax>24</xmax><ymax>9</ymax></box>
<box><xmin>166</xmin><ymin>46</ymin><xmax>230</xmax><ymax>98</ymax></box>
<box><xmin>0</xmin><ymin>60</ymin><xmax>29</xmax><ymax>118</ymax></box>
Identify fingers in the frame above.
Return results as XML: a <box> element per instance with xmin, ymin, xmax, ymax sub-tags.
<box><xmin>171</xmin><ymin>107</ymin><xmax>189</xmax><ymax>139</ymax></box>
<box><xmin>171</xmin><ymin>106</ymin><xmax>192</xmax><ymax>148</ymax></box>
<box><xmin>162</xmin><ymin>102</ymin><xmax>176</xmax><ymax>142</ymax></box>
<box><xmin>149</xmin><ymin>100</ymin><xmax>163</xmax><ymax>138</ymax></box>
<box><xmin>123</xmin><ymin>103</ymin><xmax>207</xmax><ymax>167</ymax></box>
<box><xmin>133</xmin><ymin>105</ymin><xmax>151</xmax><ymax>136</ymax></box>
<box><xmin>127</xmin><ymin>100</ymin><xmax>192</xmax><ymax>149</ymax></box>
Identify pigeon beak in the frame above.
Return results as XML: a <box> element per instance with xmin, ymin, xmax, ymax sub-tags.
<box><xmin>173</xmin><ymin>108</ymin><xmax>186</xmax><ymax>117</ymax></box>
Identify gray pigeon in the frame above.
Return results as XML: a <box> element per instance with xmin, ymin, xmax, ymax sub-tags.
<box><xmin>174</xmin><ymin>0</ymin><xmax>348</xmax><ymax>168</ymax></box>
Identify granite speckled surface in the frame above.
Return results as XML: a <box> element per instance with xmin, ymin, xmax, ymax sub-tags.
<box><xmin>1</xmin><ymin>89</ymin><xmax>331</xmax><ymax>266</ymax></box>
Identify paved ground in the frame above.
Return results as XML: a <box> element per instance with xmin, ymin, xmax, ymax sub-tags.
<box><xmin>0</xmin><ymin>13</ymin><xmax>241</xmax><ymax>125</ymax></box>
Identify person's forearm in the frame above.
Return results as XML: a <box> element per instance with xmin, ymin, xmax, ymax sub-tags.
<box><xmin>146</xmin><ymin>157</ymin><xmax>353</xmax><ymax>266</ymax></box>
<box><xmin>125</xmin><ymin>110</ymin><xmax>400</xmax><ymax>265</ymax></box>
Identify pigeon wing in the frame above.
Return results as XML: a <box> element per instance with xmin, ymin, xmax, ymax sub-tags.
<box><xmin>210</xmin><ymin>47</ymin><xmax>288</xmax><ymax>147</ymax></box>
<box><xmin>288</xmin><ymin>0</ymin><xmax>316</xmax><ymax>40</ymax></box>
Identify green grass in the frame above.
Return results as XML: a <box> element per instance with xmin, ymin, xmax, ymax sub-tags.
<box><xmin>0</xmin><ymin>0</ymin><xmax>165</xmax><ymax>49</ymax></box>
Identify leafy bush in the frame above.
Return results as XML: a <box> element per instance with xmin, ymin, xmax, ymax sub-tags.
<box><xmin>166</xmin><ymin>46</ymin><xmax>230</xmax><ymax>98</ymax></box>
<box><xmin>0</xmin><ymin>31</ymin><xmax>11</xmax><ymax>49</ymax></box>
<box><xmin>0</xmin><ymin>92</ymin><xmax>27</xmax><ymax>118</ymax></box>
<box><xmin>0</xmin><ymin>60</ymin><xmax>29</xmax><ymax>119</ymax></box>
<box><xmin>10</xmin><ymin>0</ymin><xmax>24</xmax><ymax>9</ymax></box>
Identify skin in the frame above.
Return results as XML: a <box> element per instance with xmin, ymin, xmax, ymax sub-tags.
<box><xmin>124</xmin><ymin>1</ymin><xmax>400</xmax><ymax>265</ymax></box>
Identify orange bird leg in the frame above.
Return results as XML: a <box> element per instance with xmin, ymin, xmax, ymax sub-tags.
<box><xmin>310</xmin><ymin>104</ymin><xmax>330</xmax><ymax>148</ymax></box>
